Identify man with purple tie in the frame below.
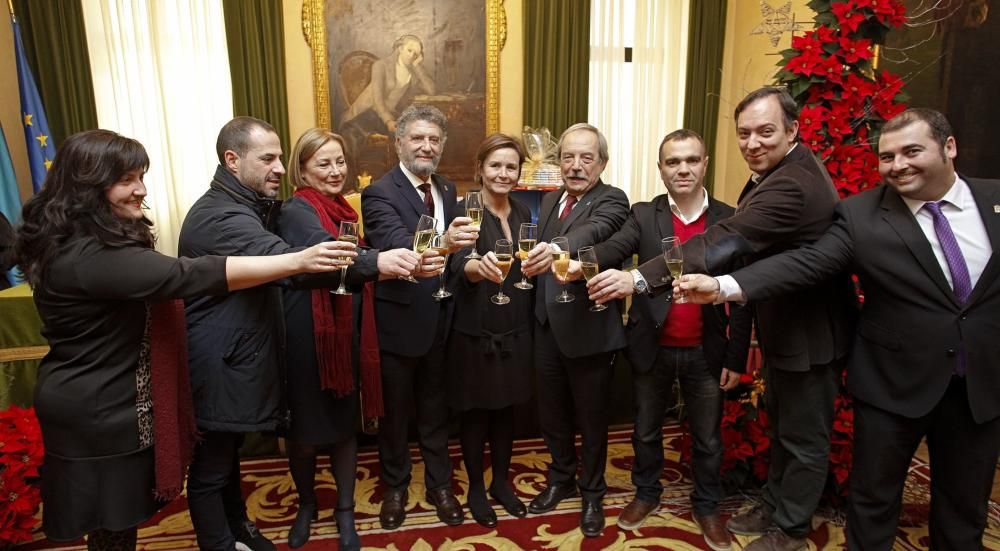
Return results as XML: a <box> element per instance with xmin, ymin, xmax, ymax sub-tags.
<box><xmin>677</xmin><ymin>108</ymin><xmax>1000</xmax><ymax>550</ymax></box>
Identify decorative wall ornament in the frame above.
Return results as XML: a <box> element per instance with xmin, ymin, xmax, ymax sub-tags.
<box><xmin>751</xmin><ymin>1</ymin><xmax>808</xmax><ymax>47</ymax></box>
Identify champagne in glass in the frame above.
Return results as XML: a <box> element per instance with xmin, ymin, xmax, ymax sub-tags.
<box><xmin>550</xmin><ymin>237</ymin><xmax>574</xmax><ymax>303</ymax></box>
<box><xmin>431</xmin><ymin>233</ymin><xmax>452</xmax><ymax>300</ymax></box>
<box><xmin>515</xmin><ymin>223</ymin><xmax>537</xmax><ymax>290</ymax></box>
<box><xmin>465</xmin><ymin>191</ymin><xmax>483</xmax><ymax>260</ymax></box>
<box><xmin>400</xmin><ymin>214</ymin><xmax>437</xmax><ymax>283</ymax></box>
<box><xmin>491</xmin><ymin>239</ymin><xmax>513</xmax><ymax>305</ymax></box>
<box><xmin>332</xmin><ymin>221</ymin><xmax>359</xmax><ymax>295</ymax></box>
<box><xmin>578</xmin><ymin>246</ymin><xmax>606</xmax><ymax>311</ymax></box>
<box><xmin>662</xmin><ymin>236</ymin><xmax>687</xmax><ymax>303</ymax></box>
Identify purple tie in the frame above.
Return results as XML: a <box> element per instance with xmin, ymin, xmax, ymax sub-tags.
<box><xmin>924</xmin><ymin>201</ymin><xmax>971</xmax><ymax>376</ymax></box>
<box><xmin>924</xmin><ymin>201</ymin><xmax>972</xmax><ymax>304</ymax></box>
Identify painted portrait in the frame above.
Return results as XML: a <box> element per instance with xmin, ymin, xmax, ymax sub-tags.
<box><xmin>304</xmin><ymin>0</ymin><xmax>504</xmax><ymax>193</ymax></box>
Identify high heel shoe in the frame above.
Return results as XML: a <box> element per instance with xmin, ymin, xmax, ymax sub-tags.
<box><xmin>467</xmin><ymin>491</ymin><xmax>498</xmax><ymax>527</ymax></box>
<box><xmin>288</xmin><ymin>502</ymin><xmax>317</xmax><ymax>549</ymax></box>
<box><xmin>335</xmin><ymin>506</ymin><xmax>361</xmax><ymax>551</ymax></box>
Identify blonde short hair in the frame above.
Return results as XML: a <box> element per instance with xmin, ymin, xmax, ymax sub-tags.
<box><xmin>288</xmin><ymin>128</ymin><xmax>348</xmax><ymax>190</ymax></box>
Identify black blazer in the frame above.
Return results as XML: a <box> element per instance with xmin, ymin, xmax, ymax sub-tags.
<box><xmin>361</xmin><ymin>165</ymin><xmax>459</xmax><ymax>357</ymax></box>
<box><xmin>597</xmin><ymin>194</ymin><xmax>753</xmax><ymax>378</ymax></box>
<box><xmin>534</xmin><ymin>181</ymin><xmax>630</xmax><ymax>358</ymax></box>
<box><xmin>633</xmin><ymin>145</ymin><xmax>857</xmax><ymax>372</ymax></box>
<box><xmin>735</xmin><ymin>178</ymin><xmax>1000</xmax><ymax>423</ymax></box>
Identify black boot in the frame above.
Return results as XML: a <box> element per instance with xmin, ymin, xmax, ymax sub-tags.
<box><xmin>287</xmin><ymin>502</ymin><xmax>317</xmax><ymax>549</ymax></box>
<box><xmin>335</xmin><ymin>506</ymin><xmax>361</xmax><ymax>551</ymax></box>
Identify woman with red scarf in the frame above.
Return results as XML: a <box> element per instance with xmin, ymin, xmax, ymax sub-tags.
<box><xmin>278</xmin><ymin>128</ymin><xmax>420</xmax><ymax>549</ymax></box>
<box><xmin>13</xmin><ymin>130</ymin><xmax>350</xmax><ymax>551</ymax></box>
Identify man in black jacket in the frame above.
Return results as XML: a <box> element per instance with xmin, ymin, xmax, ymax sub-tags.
<box><xmin>179</xmin><ymin>117</ymin><xmax>301</xmax><ymax>551</ymax></box>
<box><xmin>591</xmin><ymin>130</ymin><xmax>752</xmax><ymax>550</ymax></box>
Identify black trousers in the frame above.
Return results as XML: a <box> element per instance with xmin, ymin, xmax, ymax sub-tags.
<box><xmin>187</xmin><ymin>431</ymin><xmax>248</xmax><ymax>551</ymax></box>
<box><xmin>534</xmin><ymin>321</ymin><xmax>615</xmax><ymax>504</ymax></box>
<box><xmin>847</xmin><ymin>377</ymin><xmax>1000</xmax><ymax>550</ymax></box>
<box><xmin>376</xmin><ymin>315</ymin><xmax>452</xmax><ymax>492</ymax></box>
<box><xmin>762</xmin><ymin>359</ymin><xmax>842</xmax><ymax>537</ymax></box>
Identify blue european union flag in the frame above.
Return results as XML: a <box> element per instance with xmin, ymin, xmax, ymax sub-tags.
<box><xmin>12</xmin><ymin>16</ymin><xmax>56</xmax><ymax>193</ymax></box>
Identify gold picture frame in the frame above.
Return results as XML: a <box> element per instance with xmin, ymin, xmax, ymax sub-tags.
<box><xmin>302</xmin><ymin>0</ymin><xmax>505</xmax><ymax>189</ymax></box>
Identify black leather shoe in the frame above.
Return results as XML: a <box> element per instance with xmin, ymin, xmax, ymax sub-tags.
<box><xmin>580</xmin><ymin>500</ymin><xmax>605</xmax><ymax>537</ymax></box>
<box><xmin>528</xmin><ymin>483</ymin><xmax>577</xmax><ymax>514</ymax></box>
<box><xmin>335</xmin><ymin>506</ymin><xmax>361</xmax><ymax>551</ymax></box>
<box><xmin>287</xmin><ymin>502</ymin><xmax>317</xmax><ymax>548</ymax></box>
<box><xmin>379</xmin><ymin>487</ymin><xmax>408</xmax><ymax>530</ymax></box>
<box><xmin>426</xmin><ymin>487</ymin><xmax>464</xmax><ymax>526</ymax></box>
<box><xmin>489</xmin><ymin>485</ymin><xmax>527</xmax><ymax>518</ymax></box>
<box><xmin>467</xmin><ymin>492</ymin><xmax>498</xmax><ymax>528</ymax></box>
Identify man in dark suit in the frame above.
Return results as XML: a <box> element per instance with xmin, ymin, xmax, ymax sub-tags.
<box><xmin>526</xmin><ymin>123</ymin><xmax>629</xmax><ymax>537</ymax></box>
<box><xmin>589</xmin><ymin>129</ymin><xmax>752</xmax><ymax>550</ymax></box>
<box><xmin>361</xmin><ymin>104</ymin><xmax>477</xmax><ymax>529</ymax></box>
<box><xmin>589</xmin><ymin>87</ymin><xmax>856</xmax><ymax>551</ymax></box>
<box><xmin>679</xmin><ymin>108</ymin><xmax>1000</xmax><ymax>550</ymax></box>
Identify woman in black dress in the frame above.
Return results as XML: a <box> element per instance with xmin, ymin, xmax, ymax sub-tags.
<box><xmin>12</xmin><ymin>130</ymin><xmax>350</xmax><ymax>551</ymax></box>
<box><xmin>447</xmin><ymin>134</ymin><xmax>553</xmax><ymax>526</ymax></box>
<box><xmin>278</xmin><ymin>128</ymin><xmax>420</xmax><ymax>550</ymax></box>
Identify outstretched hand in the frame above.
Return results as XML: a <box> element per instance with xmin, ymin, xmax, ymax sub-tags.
<box><xmin>673</xmin><ymin>274</ymin><xmax>720</xmax><ymax>304</ymax></box>
<box><xmin>299</xmin><ymin>241</ymin><xmax>357</xmax><ymax>272</ymax></box>
<box><xmin>586</xmin><ymin>269</ymin><xmax>634</xmax><ymax>304</ymax></box>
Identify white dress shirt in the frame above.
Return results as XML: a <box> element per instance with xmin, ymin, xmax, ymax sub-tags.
<box><xmin>400</xmin><ymin>162</ymin><xmax>445</xmax><ymax>233</ymax></box>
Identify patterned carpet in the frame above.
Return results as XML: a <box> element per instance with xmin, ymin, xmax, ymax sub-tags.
<box><xmin>23</xmin><ymin>424</ymin><xmax>1000</xmax><ymax>550</ymax></box>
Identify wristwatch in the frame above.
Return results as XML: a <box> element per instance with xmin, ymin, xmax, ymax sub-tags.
<box><xmin>630</xmin><ymin>269</ymin><xmax>649</xmax><ymax>295</ymax></box>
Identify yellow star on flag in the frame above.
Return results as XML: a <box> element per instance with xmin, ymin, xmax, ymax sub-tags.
<box><xmin>44</xmin><ymin>158</ymin><xmax>53</xmax><ymax>170</ymax></box>
<box><xmin>23</xmin><ymin>113</ymin><xmax>33</xmax><ymax>126</ymax></box>
<box><xmin>36</xmin><ymin>134</ymin><xmax>49</xmax><ymax>148</ymax></box>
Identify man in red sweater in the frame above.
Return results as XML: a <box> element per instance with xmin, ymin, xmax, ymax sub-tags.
<box><xmin>588</xmin><ymin>130</ymin><xmax>752</xmax><ymax>550</ymax></box>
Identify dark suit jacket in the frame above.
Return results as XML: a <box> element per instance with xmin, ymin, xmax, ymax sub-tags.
<box><xmin>597</xmin><ymin>194</ymin><xmax>753</xmax><ymax>378</ymax></box>
<box><xmin>361</xmin><ymin>165</ymin><xmax>458</xmax><ymax>357</ymax></box>
<box><xmin>630</xmin><ymin>145</ymin><xmax>857</xmax><ymax>372</ymax></box>
<box><xmin>535</xmin><ymin>181</ymin><xmax>629</xmax><ymax>358</ymax></box>
<box><xmin>734</xmin><ymin>178</ymin><xmax>1000</xmax><ymax>423</ymax></box>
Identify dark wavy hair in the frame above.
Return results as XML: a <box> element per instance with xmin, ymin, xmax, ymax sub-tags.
<box><xmin>14</xmin><ymin>129</ymin><xmax>153</xmax><ymax>288</ymax></box>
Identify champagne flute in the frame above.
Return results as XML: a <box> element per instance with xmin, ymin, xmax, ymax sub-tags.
<box><xmin>401</xmin><ymin>214</ymin><xmax>437</xmax><ymax>283</ymax></box>
<box><xmin>662</xmin><ymin>236</ymin><xmax>686</xmax><ymax>303</ymax></box>
<box><xmin>465</xmin><ymin>191</ymin><xmax>483</xmax><ymax>260</ymax></box>
<box><xmin>515</xmin><ymin>223</ymin><xmax>537</xmax><ymax>290</ymax></box>
<box><xmin>577</xmin><ymin>246</ymin><xmax>606</xmax><ymax>312</ymax></box>
<box><xmin>332</xmin><ymin>221</ymin><xmax>359</xmax><ymax>295</ymax></box>
<box><xmin>550</xmin><ymin>237</ymin><xmax>574</xmax><ymax>303</ymax></box>
<box><xmin>491</xmin><ymin>239</ymin><xmax>513</xmax><ymax>305</ymax></box>
<box><xmin>430</xmin><ymin>233</ymin><xmax>452</xmax><ymax>300</ymax></box>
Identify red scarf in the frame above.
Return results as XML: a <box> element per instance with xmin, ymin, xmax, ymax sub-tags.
<box><xmin>149</xmin><ymin>299</ymin><xmax>196</xmax><ymax>501</ymax></box>
<box><xmin>293</xmin><ymin>187</ymin><xmax>383</xmax><ymax>418</ymax></box>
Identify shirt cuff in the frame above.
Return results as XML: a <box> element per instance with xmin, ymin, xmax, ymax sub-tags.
<box><xmin>716</xmin><ymin>275</ymin><xmax>747</xmax><ymax>304</ymax></box>
<box><xmin>631</xmin><ymin>269</ymin><xmax>648</xmax><ymax>294</ymax></box>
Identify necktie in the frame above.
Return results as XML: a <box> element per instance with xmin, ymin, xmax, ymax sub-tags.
<box><xmin>924</xmin><ymin>201</ymin><xmax>972</xmax><ymax>304</ymax></box>
<box><xmin>418</xmin><ymin>183</ymin><xmax>435</xmax><ymax>215</ymax></box>
<box><xmin>924</xmin><ymin>200</ymin><xmax>971</xmax><ymax>377</ymax></box>
<box><xmin>559</xmin><ymin>195</ymin><xmax>577</xmax><ymax>221</ymax></box>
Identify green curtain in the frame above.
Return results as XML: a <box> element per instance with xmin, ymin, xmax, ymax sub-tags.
<box><xmin>12</xmin><ymin>0</ymin><xmax>98</xmax><ymax>148</ymax></box>
<box><xmin>523</xmin><ymin>0</ymin><xmax>591</xmax><ymax>138</ymax></box>
<box><xmin>222</xmin><ymin>0</ymin><xmax>293</xmax><ymax>199</ymax></box>
<box><xmin>683</xmin><ymin>0</ymin><xmax>727</xmax><ymax>194</ymax></box>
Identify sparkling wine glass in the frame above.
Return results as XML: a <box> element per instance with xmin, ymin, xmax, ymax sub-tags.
<box><xmin>577</xmin><ymin>246</ymin><xmax>606</xmax><ymax>312</ymax></box>
<box><xmin>491</xmin><ymin>239</ymin><xmax>513</xmax><ymax>305</ymax></box>
<box><xmin>515</xmin><ymin>223</ymin><xmax>537</xmax><ymax>290</ymax></box>
<box><xmin>401</xmin><ymin>214</ymin><xmax>437</xmax><ymax>283</ymax></box>
<box><xmin>662</xmin><ymin>236</ymin><xmax>686</xmax><ymax>303</ymax></box>
<box><xmin>465</xmin><ymin>191</ymin><xmax>483</xmax><ymax>260</ymax></box>
<box><xmin>550</xmin><ymin>237</ymin><xmax>574</xmax><ymax>303</ymax></box>
<box><xmin>431</xmin><ymin>233</ymin><xmax>452</xmax><ymax>300</ymax></box>
<box><xmin>332</xmin><ymin>221</ymin><xmax>359</xmax><ymax>295</ymax></box>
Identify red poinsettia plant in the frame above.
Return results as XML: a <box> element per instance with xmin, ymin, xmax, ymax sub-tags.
<box><xmin>682</xmin><ymin>0</ymin><xmax>907</xmax><ymax>503</ymax></box>
<box><xmin>0</xmin><ymin>406</ymin><xmax>44</xmax><ymax>545</ymax></box>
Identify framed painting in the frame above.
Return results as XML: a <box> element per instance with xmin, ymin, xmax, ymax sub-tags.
<box><xmin>303</xmin><ymin>0</ymin><xmax>505</xmax><ymax>193</ymax></box>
